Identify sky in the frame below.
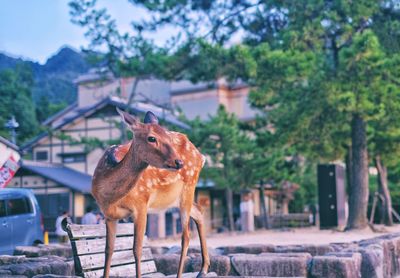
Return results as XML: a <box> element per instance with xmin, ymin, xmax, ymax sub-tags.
<box><xmin>0</xmin><ymin>0</ymin><xmax>167</xmax><ymax>64</ymax></box>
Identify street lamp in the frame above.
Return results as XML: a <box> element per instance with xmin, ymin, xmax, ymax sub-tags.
<box><xmin>4</xmin><ymin>116</ymin><xmax>19</xmax><ymax>144</ymax></box>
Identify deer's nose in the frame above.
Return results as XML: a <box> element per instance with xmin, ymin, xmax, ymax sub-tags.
<box><xmin>175</xmin><ymin>159</ymin><xmax>184</xmax><ymax>169</ymax></box>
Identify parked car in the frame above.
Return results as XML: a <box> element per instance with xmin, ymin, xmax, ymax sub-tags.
<box><xmin>0</xmin><ymin>188</ymin><xmax>44</xmax><ymax>254</ymax></box>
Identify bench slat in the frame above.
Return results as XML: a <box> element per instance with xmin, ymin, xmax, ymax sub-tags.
<box><xmin>84</xmin><ymin>260</ymin><xmax>157</xmax><ymax>277</ymax></box>
<box><xmin>80</xmin><ymin>248</ymin><xmax>153</xmax><ymax>271</ymax></box>
<box><xmin>69</xmin><ymin>223</ymin><xmax>134</xmax><ymax>239</ymax></box>
<box><xmin>74</xmin><ymin>236</ymin><xmax>140</xmax><ymax>255</ymax></box>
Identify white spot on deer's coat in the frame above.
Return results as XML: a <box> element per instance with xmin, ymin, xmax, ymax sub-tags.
<box><xmin>147</xmin><ymin>180</ymin><xmax>153</xmax><ymax>187</ymax></box>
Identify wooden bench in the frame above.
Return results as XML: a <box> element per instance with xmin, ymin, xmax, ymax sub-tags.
<box><xmin>62</xmin><ymin>221</ymin><xmax>158</xmax><ymax>277</ymax></box>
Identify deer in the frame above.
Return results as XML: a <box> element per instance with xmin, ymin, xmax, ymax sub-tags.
<box><xmin>91</xmin><ymin>108</ymin><xmax>210</xmax><ymax>278</ymax></box>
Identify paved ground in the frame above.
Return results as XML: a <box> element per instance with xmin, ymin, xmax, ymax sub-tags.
<box><xmin>149</xmin><ymin>224</ymin><xmax>400</xmax><ymax>248</ymax></box>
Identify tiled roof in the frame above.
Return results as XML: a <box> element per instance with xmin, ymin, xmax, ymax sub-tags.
<box><xmin>20</xmin><ymin>160</ymin><xmax>92</xmax><ymax>193</ymax></box>
<box><xmin>22</xmin><ymin>97</ymin><xmax>190</xmax><ymax>150</ymax></box>
<box><xmin>0</xmin><ymin>136</ymin><xmax>19</xmax><ymax>151</ymax></box>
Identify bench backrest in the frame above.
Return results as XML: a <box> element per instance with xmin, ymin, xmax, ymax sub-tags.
<box><xmin>64</xmin><ymin>222</ymin><xmax>157</xmax><ymax>277</ymax></box>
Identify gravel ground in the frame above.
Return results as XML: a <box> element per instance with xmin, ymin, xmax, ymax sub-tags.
<box><xmin>149</xmin><ymin>225</ymin><xmax>400</xmax><ymax>248</ymax></box>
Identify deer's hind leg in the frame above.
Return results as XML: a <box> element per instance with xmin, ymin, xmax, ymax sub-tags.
<box><xmin>190</xmin><ymin>203</ymin><xmax>210</xmax><ymax>278</ymax></box>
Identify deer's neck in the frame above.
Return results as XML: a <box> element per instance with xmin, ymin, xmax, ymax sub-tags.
<box><xmin>95</xmin><ymin>140</ymin><xmax>148</xmax><ymax>206</ymax></box>
<box><xmin>121</xmin><ymin>141</ymin><xmax>148</xmax><ymax>175</ymax></box>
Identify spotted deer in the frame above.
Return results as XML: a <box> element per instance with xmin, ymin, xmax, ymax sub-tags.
<box><xmin>91</xmin><ymin>108</ymin><xmax>210</xmax><ymax>278</ymax></box>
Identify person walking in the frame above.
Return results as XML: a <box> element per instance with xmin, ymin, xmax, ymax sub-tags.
<box><xmin>81</xmin><ymin>206</ymin><xmax>97</xmax><ymax>225</ymax></box>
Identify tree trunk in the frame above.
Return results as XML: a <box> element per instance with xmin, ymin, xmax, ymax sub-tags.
<box><xmin>374</xmin><ymin>156</ymin><xmax>394</xmax><ymax>226</ymax></box>
<box><xmin>345</xmin><ymin>146</ymin><xmax>352</xmax><ymax>194</ymax></box>
<box><xmin>346</xmin><ymin>114</ymin><xmax>369</xmax><ymax>230</ymax></box>
<box><xmin>225</xmin><ymin>188</ymin><xmax>235</xmax><ymax>231</ymax></box>
<box><xmin>259</xmin><ymin>181</ymin><xmax>269</xmax><ymax>229</ymax></box>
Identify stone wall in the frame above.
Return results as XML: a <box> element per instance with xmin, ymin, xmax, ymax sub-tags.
<box><xmin>0</xmin><ymin>255</ymin><xmax>75</xmax><ymax>277</ymax></box>
<box><xmin>152</xmin><ymin>232</ymin><xmax>400</xmax><ymax>277</ymax></box>
<box><xmin>1</xmin><ymin>233</ymin><xmax>400</xmax><ymax>277</ymax></box>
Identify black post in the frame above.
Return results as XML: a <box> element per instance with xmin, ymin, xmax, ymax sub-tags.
<box><xmin>259</xmin><ymin>180</ymin><xmax>269</xmax><ymax>229</ymax></box>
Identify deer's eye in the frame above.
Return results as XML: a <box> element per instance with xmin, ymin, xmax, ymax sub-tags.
<box><xmin>147</xmin><ymin>136</ymin><xmax>157</xmax><ymax>143</ymax></box>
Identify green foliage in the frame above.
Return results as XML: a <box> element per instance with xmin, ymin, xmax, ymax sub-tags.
<box><xmin>0</xmin><ymin>47</ymin><xmax>90</xmax><ymax>105</ymax></box>
<box><xmin>187</xmin><ymin>105</ymin><xmax>257</xmax><ymax>190</ymax></box>
<box><xmin>0</xmin><ymin>65</ymin><xmax>39</xmax><ymax>143</ymax></box>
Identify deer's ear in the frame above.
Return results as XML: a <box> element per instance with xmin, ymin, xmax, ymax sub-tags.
<box><xmin>144</xmin><ymin>111</ymin><xmax>159</xmax><ymax>124</ymax></box>
<box><xmin>117</xmin><ymin>107</ymin><xmax>139</xmax><ymax>127</ymax></box>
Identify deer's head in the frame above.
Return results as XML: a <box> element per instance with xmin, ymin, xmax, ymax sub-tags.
<box><xmin>117</xmin><ymin>108</ymin><xmax>184</xmax><ymax>170</ymax></box>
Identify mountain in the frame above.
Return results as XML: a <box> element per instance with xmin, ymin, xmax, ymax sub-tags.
<box><xmin>0</xmin><ymin>46</ymin><xmax>91</xmax><ymax>105</ymax></box>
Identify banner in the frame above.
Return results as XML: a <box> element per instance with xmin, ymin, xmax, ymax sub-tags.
<box><xmin>0</xmin><ymin>156</ymin><xmax>19</xmax><ymax>188</ymax></box>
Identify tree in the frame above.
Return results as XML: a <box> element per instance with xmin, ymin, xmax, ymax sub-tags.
<box><xmin>0</xmin><ymin>64</ymin><xmax>39</xmax><ymax>143</ymax></box>
<box><xmin>187</xmin><ymin>106</ymin><xmax>257</xmax><ymax>231</ymax></box>
<box><xmin>368</xmin><ymin>51</ymin><xmax>400</xmax><ymax>225</ymax></box>
<box><xmin>69</xmin><ymin>0</ymin><xmax>400</xmax><ymax>229</ymax></box>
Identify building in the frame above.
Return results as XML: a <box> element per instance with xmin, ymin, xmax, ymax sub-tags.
<box><xmin>170</xmin><ymin>79</ymin><xmax>256</xmax><ymax>121</ymax></box>
<box><xmin>8</xmin><ymin>69</ymin><xmax>287</xmax><ymax>235</ymax></box>
<box><xmin>8</xmin><ymin>72</ymin><xmax>190</xmax><ymax>233</ymax></box>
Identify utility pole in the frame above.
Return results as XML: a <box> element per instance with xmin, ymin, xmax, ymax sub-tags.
<box><xmin>5</xmin><ymin>116</ymin><xmax>19</xmax><ymax>144</ymax></box>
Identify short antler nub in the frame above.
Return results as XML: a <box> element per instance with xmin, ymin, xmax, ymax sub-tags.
<box><xmin>144</xmin><ymin>111</ymin><xmax>159</xmax><ymax>124</ymax></box>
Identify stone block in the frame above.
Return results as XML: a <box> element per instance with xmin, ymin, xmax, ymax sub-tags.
<box><xmin>310</xmin><ymin>252</ymin><xmax>362</xmax><ymax>278</ymax></box>
<box><xmin>359</xmin><ymin>245</ymin><xmax>384</xmax><ymax>278</ymax></box>
<box><xmin>330</xmin><ymin>242</ymin><xmax>358</xmax><ymax>252</ymax></box>
<box><xmin>14</xmin><ymin>244</ymin><xmax>72</xmax><ymax>259</ymax></box>
<box><xmin>0</xmin><ymin>268</ymin><xmax>12</xmax><ymax>275</ymax></box>
<box><xmin>0</xmin><ymin>255</ymin><xmax>26</xmax><ymax>265</ymax></box>
<box><xmin>153</xmin><ymin>254</ymin><xmax>191</xmax><ymax>275</ymax></box>
<box><xmin>14</xmin><ymin>246</ymin><xmax>44</xmax><ymax>257</ymax></box>
<box><xmin>217</xmin><ymin>244</ymin><xmax>275</xmax><ymax>255</ymax></box>
<box><xmin>165</xmin><ymin>272</ymin><xmax>217</xmax><ymax>278</ymax></box>
<box><xmin>150</xmin><ymin>246</ymin><xmax>169</xmax><ymax>255</ymax></box>
<box><xmin>189</xmin><ymin>254</ymin><xmax>231</xmax><ymax>276</ymax></box>
<box><xmin>275</xmin><ymin>244</ymin><xmax>334</xmax><ymax>256</ymax></box>
<box><xmin>33</xmin><ymin>275</ymin><xmax>80</xmax><ymax>278</ymax></box>
<box><xmin>48</xmin><ymin>260</ymin><xmax>74</xmax><ymax>276</ymax></box>
<box><xmin>231</xmin><ymin>253</ymin><xmax>310</xmax><ymax>277</ymax></box>
<box><xmin>166</xmin><ymin>246</ymin><xmax>220</xmax><ymax>256</ymax></box>
<box><xmin>1</xmin><ymin>256</ymin><xmax>72</xmax><ymax>277</ymax></box>
<box><xmin>142</xmin><ymin>272</ymin><xmax>166</xmax><ymax>277</ymax></box>
<box><xmin>359</xmin><ymin>235</ymin><xmax>400</xmax><ymax>277</ymax></box>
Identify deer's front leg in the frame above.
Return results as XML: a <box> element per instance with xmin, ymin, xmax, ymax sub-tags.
<box><xmin>190</xmin><ymin>203</ymin><xmax>210</xmax><ymax>278</ymax></box>
<box><xmin>133</xmin><ymin>207</ymin><xmax>147</xmax><ymax>278</ymax></box>
<box><xmin>177</xmin><ymin>203</ymin><xmax>192</xmax><ymax>277</ymax></box>
<box><xmin>103</xmin><ymin>219</ymin><xmax>117</xmax><ymax>278</ymax></box>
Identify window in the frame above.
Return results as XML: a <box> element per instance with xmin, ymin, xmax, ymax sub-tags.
<box><xmin>59</xmin><ymin>153</ymin><xmax>86</xmax><ymax>163</ymax></box>
<box><xmin>0</xmin><ymin>200</ymin><xmax>6</xmax><ymax>217</ymax></box>
<box><xmin>35</xmin><ymin>151</ymin><xmax>48</xmax><ymax>161</ymax></box>
<box><xmin>7</xmin><ymin>198</ymin><xmax>32</xmax><ymax>216</ymax></box>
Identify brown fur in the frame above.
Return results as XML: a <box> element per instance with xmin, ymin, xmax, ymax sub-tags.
<box><xmin>92</xmin><ymin>111</ymin><xmax>210</xmax><ymax>278</ymax></box>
